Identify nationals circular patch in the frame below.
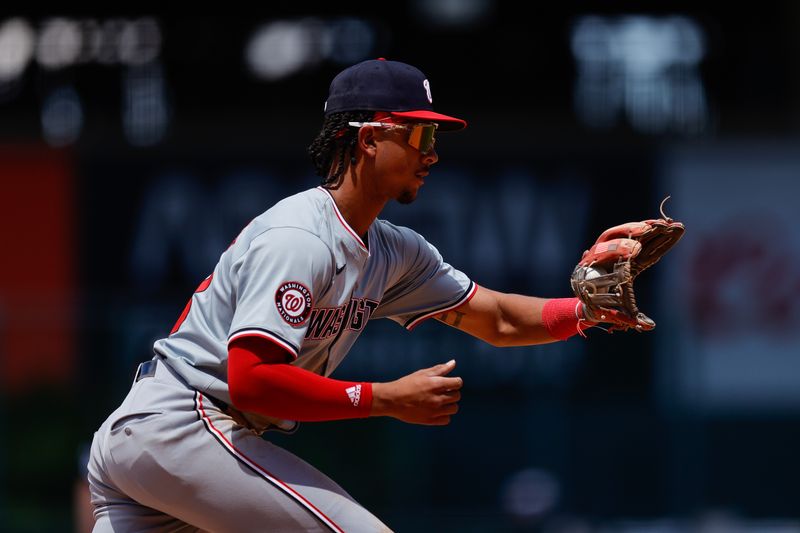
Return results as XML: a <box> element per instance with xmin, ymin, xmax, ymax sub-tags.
<box><xmin>275</xmin><ymin>281</ymin><xmax>313</xmax><ymax>326</ymax></box>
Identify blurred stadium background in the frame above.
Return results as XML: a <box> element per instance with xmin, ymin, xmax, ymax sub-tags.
<box><xmin>2</xmin><ymin>4</ymin><xmax>799</xmax><ymax>532</ymax></box>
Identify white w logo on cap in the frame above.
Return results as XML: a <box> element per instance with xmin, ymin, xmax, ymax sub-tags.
<box><xmin>423</xmin><ymin>79</ymin><xmax>432</xmax><ymax>104</ymax></box>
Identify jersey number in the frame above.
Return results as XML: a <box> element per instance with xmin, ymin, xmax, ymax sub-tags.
<box><xmin>170</xmin><ymin>274</ymin><xmax>214</xmax><ymax>335</ymax></box>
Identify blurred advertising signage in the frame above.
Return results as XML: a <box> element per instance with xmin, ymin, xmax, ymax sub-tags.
<box><xmin>657</xmin><ymin>142</ymin><xmax>800</xmax><ymax>413</ymax></box>
<box><xmin>0</xmin><ymin>146</ymin><xmax>76</xmax><ymax>392</ymax></box>
<box><xmin>571</xmin><ymin>15</ymin><xmax>709</xmax><ymax>136</ymax></box>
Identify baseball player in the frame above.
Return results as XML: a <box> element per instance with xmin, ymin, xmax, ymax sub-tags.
<box><xmin>86</xmin><ymin>58</ymin><xmax>638</xmax><ymax>532</ymax></box>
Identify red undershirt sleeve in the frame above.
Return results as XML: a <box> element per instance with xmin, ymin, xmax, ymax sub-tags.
<box><xmin>227</xmin><ymin>336</ymin><xmax>373</xmax><ymax>421</ymax></box>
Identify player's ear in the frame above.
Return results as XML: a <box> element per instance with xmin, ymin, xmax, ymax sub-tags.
<box><xmin>357</xmin><ymin>125</ymin><xmax>378</xmax><ymax>159</ymax></box>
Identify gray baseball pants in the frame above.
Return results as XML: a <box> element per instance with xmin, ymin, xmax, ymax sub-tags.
<box><xmin>87</xmin><ymin>357</ymin><xmax>392</xmax><ymax>532</ymax></box>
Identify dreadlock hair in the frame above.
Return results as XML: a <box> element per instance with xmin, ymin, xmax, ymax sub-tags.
<box><xmin>308</xmin><ymin>110</ymin><xmax>375</xmax><ymax>189</ymax></box>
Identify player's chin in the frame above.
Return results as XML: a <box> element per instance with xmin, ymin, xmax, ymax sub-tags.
<box><xmin>397</xmin><ymin>191</ymin><xmax>417</xmax><ymax>205</ymax></box>
<box><xmin>396</xmin><ymin>189</ymin><xmax>418</xmax><ymax>205</ymax></box>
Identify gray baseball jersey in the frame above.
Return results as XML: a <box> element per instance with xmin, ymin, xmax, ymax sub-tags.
<box><xmin>154</xmin><ymin>185</ymin><xmax>475</xmax><ymax>426</ymax></box>
<box><xmin>88</xmin><ymin>186</ymin><xmax>475</xmax><ymax>532</ymax></box>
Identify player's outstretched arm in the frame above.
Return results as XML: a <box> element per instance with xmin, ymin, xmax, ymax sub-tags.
<box><xmin>434</xmin><ymin>285</ymin><xmax>591</xmax><ymax>346</ymax></box>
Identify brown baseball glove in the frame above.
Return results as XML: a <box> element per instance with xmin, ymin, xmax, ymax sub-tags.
<box><xmin>571</xmin><ymin>197</ymin><xmax>685</xmax><ymax>332</ymax></box>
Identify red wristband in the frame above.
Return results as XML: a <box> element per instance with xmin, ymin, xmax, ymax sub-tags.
<box><xmin>542</xmin><ymin>297</ymin><xmax>594</xmax><ymax>341</ymax></box>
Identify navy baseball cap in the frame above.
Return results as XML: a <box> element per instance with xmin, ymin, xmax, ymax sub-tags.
<box><xmin>324</xmin><ymin>58</ymin><xmax>467</xmax><ymax>131</ymax></box>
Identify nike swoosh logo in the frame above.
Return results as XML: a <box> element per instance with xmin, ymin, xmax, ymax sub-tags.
<box><xmin>335</xmin><ymin>264</ymin><xmax>346</xmax><ymax>275</ymax></box>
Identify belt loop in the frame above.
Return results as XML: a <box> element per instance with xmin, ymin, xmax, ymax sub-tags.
<box><xmin>134</xmin><ymin>359</ymin><xmax>158</xmax><ymax>383</ymax></box>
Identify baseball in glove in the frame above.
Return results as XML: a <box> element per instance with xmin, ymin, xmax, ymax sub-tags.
<box><xmin>571</xmin><ymin>196</ymin><xmax>685</xmax><ymax>333</ymax></box>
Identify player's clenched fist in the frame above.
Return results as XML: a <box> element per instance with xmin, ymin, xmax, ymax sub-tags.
<box><xmin>371</xmin><ymin>359</ymin><xmax>463</xmax><ymax>426</ymax></box>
